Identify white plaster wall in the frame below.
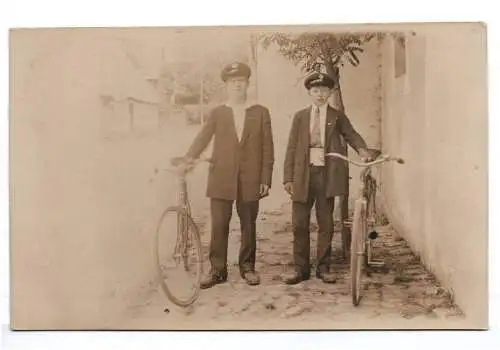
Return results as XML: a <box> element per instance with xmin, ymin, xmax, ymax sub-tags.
<box><xmin>379</xmin><ymin>24</ymin><xmax>488</xmax><ymax>326</ymax></box>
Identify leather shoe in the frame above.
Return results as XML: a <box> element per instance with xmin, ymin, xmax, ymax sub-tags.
<box><xmin>283</xmin><ymin>270</ymin><xmax>310</xmax><ymax>285</ymax></box>
<box><xmin>200</xmin><ymin>270</ymin><xmax>228</xmax><ymax>289</ymax></box>
<box><xmin>241</xmin><ymin>270</ymin><xmax>261</xmax><ymax>286</ymax></box>
<box><xmin>316</xmin><ymin>267</ymin><xmax>337</xmax><ymax>284</ymax></box>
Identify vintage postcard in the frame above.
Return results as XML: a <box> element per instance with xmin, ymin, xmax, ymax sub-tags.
<box><xmin>9</xmin><ymin>22</ymin><xmax>488</xmax><ymax>330</ymax></box>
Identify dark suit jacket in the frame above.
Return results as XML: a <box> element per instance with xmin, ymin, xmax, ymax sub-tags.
<box><xmin>185</xmin><ymin>104</ymin><xmax>274</xmax><ymax>202</ymax></box>
<box><xmin>283</xmin><ymin>105</ymin><xmax>367</xmax><ymax>202</ymax></box>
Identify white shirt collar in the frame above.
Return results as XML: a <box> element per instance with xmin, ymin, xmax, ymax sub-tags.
<box><xmin>312</xmin><ymin>103</ymin><xmax>328</xmax><ymax>113</ymax></box>
<box><xmin>225</xmin><ymin>100</ymin><xmax>254</xmax><ymax>110</ymax></box>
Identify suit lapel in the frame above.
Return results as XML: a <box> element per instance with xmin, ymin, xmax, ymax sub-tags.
<box><xmin>303</xmin><ymin>106</ymin><xmax>312</xmax><ymax>156</ymax></box>
<box><xmin>239</xmin><ymin>105</ymin><xmax>256</xmax><ymax>146</ymax></box>
<box><xmin>325</xmin><ymin>105</ymin><xmax>338</xmax><ymax>149</ymax></box>
<box><xmin>224</xmin><ymin>105</ymin><xmax>240</xmax><ymax>144</ymax></box>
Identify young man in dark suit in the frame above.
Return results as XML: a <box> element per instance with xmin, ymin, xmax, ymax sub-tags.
<box><xmin>282</xmin><ymin>72</ymin><xmax>373</xmax><ymax>285</ymax></box>
<box><xmin>183</xmin><ymin>62</ymin><xmax>275</xmax><ymax>289</ymax></box>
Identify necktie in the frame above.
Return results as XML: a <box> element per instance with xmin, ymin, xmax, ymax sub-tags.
<box><xmin>311</xmin><ymin>106</ymin><xmax>322</xmax><ymax>147</ymax></box>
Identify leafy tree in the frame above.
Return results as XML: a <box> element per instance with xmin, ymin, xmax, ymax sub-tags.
<box><xmin>259</xmin><ymin>32</ymin><xmax>378</xmax><ymax>112</ymax></box>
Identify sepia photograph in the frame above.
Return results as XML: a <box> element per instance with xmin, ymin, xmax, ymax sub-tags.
<box><xmin>9</xmin><ymin>22</ymin><xmax>488</xmax><ymax>331</ymax></box>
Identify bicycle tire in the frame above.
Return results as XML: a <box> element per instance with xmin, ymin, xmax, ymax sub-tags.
<box><xmin>350</xmin><ymin>199</ymin><xmax>366</xmax><ymax>306</ymax></box>
<box><xmin>154</xmin><ymin>205</ymin><xmax>203</xmax><ymax>307</ymax></box>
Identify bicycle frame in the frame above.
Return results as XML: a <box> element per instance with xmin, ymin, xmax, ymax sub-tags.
<box><xmin>154</xmin><ymin>156</ymin><xmax>210</xmax><ymax>307</ymax></box>
<box><xmin>326</xmin><ymin>152</ymin><xmax>404</xmax><ymax>267</ymax></box>
<box><xmin>170</xmin><ymin>157</ymin><xmax>211</xmax><ymax>268</ymax></box>
<box><xmin>170</xmin><ymin>155</ymin><xmax>211</xmax><ymax>214</ymax></box>
<box><xmin>176</xmin><ymin>172</ymin><xmax>191</xmax><ymax>214</ymax></box>
<box><xmin>359</xmin><ymin>167</ymin><xmax>383</xmax><ymax>268</ymax></box>
<box><xmin>175</xmin><ymin>174</ymin><xmax>190</xmax><ymax>267</ymax></box>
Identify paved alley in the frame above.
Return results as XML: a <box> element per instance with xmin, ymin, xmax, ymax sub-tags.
<box><xmin>120</xmin><ymin>202</ymin><xmax>466</xmax><ymax>330</ymax></box>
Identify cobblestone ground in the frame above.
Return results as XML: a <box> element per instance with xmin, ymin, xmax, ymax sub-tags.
<box><xmin>122</xmin><ymin>202</ymin><xmax>467</xmax><ymax>330</ymax></box>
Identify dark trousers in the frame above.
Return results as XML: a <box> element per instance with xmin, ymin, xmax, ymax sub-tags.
<box><xmin>292</xmin><ymin>166</ymin><xmax>335</xmax><ymax>274</ymax></box>
<box><xmin>209</xmin><ymin>194</ymin><xmax>259</xmax><ymax>274</ymax></box>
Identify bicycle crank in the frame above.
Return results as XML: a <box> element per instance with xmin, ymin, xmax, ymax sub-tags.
<box><xmin>367</xmin><ymin>259</ymin><xmax>385</xmax><ymax>268</ymax></box>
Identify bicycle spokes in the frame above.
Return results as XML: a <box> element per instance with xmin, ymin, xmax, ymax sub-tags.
<box><xmin>156</xmin><ymin>208</ymin><xmax>202</xmax><ymax>296</ymax></box>
<box><xmin>172</xmin><ymin>241</ymin><xmax>196</xmax><ymax>272</ymax></box>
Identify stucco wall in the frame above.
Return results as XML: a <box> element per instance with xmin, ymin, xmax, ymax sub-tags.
<box><xmin>379</xmin><ymin>24</ymin><xmax>488</xmax><ymax>326</ymax></box>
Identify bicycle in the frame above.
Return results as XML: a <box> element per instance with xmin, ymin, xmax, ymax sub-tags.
<box><xmin>153</xmin><ymin>156</ymin><xmax>211</xmax><ymax>307</ymax></box>
<box><xmin>325</xmin><ymin>152</ymin><xmax>404</xmax><ymax>306</ymax></box>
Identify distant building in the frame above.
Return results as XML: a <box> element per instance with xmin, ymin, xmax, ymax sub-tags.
<box><xmin>99</xmin><ymin>42</ymin><xmax>160</xmax><ymax>136</ymax></box>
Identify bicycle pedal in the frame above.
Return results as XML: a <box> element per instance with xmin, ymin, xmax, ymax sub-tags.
<box><xmin>368</xmin><ymin>260</ymin><xmax>385</xmax><ymax>267</ymax></box>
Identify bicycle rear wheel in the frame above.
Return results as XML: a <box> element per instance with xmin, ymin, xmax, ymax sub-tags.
<box><xmin>154</xmin><ymin>205</ymin><xmax>203</xmax><ymax>307</ymax></box>
<box><xmin>350</xmin><ymin>199</ymin><xmax>366</xmax><ymax>306</ymax></box>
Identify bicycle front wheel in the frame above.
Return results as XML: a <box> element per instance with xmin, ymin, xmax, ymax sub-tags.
<box><xmin>154</xmin><ymin>206</ymin><xmax>203</xmax><ymax>307</ymax></box>
<box><xmin>350</xmin><ymin>199</ymin><xmax>367</xmax><ymax>306</ymax></box>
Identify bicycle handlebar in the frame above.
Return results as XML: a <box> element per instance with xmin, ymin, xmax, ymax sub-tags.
<box><xmin>325</xmin><ymin>152</ymin><xmax>405</xmax><ymax>167</ymax></box>
<box><xmin>166</xmin><ymin>156</ymin><xmax>212</xmax><ymax>175</ymax></box>
<box><xmin>170</xmin><ymin>156</ymin><xmax>212</xmax><ymax>166</ymax></box>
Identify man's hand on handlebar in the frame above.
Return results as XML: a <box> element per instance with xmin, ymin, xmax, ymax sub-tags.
<box><xmin>171</xmin><ymin>156</ymin><xmax>195</xmax><ymax>174</ymax></box>
<box><xmin>358</xmin><ymin>148</ymin><xmax>373</xmax><ymax>163</ymax></box>
<box><xmin>358</xmin><ymin>148</ymin><xmax>382</xmax><ymax>163</ymax></box>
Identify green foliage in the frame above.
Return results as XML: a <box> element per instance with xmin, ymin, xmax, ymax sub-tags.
<box><xmin>259</xmin><ymin>31</ymin><xmax>378</xmax><ymax>74</ymax></box>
